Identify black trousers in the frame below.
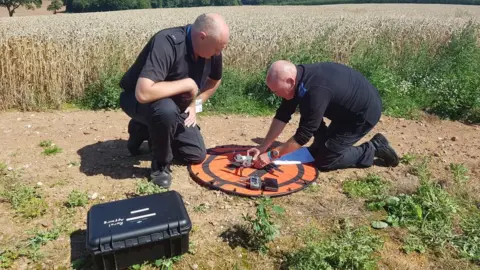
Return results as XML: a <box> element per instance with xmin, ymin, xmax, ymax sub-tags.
<box><xmin>307</xmin><ymin>117</ymin><xmax>378</xmax><ymax>172</ymax></box>
<box><xmin>119</xmin><ymin>90</ymin><xmax>206</xmax><ymax>167</ymax></box>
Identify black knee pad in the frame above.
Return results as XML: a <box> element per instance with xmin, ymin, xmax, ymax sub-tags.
<box><xmin>184</xmin><ymin>149</ymin><xmax>206</xmax><ymax>165</ymax></box>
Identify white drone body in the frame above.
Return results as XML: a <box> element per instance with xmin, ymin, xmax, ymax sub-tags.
<box><xmin>232</xmin><ymin>153</ymin><xmax>253</xmax><ymax>168</ymax></box>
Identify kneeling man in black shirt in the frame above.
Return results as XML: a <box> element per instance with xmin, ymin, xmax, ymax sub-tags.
<box><xmin>247</xmin><ymin>60</ymin><xmax>399</xmax><ymax>171</ymax></box>
<box><xmin>119</xmin><ymin>13</ymin><xmax>229</xmax><ymax>188</ymax></box>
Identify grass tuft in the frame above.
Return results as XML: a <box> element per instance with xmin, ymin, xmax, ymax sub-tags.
<box><xmin>65</xmin><ymin>190</ymin><xmax>89</xmax><ymax>208</ymax></box>
<box><xmin>284</xmin><ymin>222</ymin><xmax>384</xmax><ymax>270</ymax></box>
<box><xmin>0</xmin><ymin>184</ymin><xmax>48</xmax><ymax>219</ymax></box>
<box><xmin>369</xmin><ymin>179</ymin><xmax>458</xmax><ymax>250</ymax></box>
<box><xmin>39</xmin><ymin>140</ymin><xmax>62</xmax><ymax>156</ymax></box>
<box><xmin>135</xmin><ymin>178</ymin><xmax>168</xmax><ymax>195</ymax></box>
<box><xmin>452</xmin><ymin>211</ymin><xmax>480</xmax><ymax>263</ymax></box>
<box><xmin>449</xmin><ymin>163</ymin><xmax>470</xmax><ymax>184</ymax></box>
<box><xmin>342</xmin><ymin>173</ymin><xmax>389</xmax><ymax>199</ymax></box>
<box><xmin>242</xmin><ymin>196</ymin><xmax>285</xmax><ymax>254</ymax></box>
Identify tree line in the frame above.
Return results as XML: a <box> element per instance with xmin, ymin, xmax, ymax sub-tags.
<box><xmin>2</xmin><ymin>0</ymin><xmax>480</xmax><ymax>17</ymax></box>
<box><xmin>64</xmin><ymin>0</ymin><xmax>480</xmax><ymax>12</ymax></box>
<box><xmin>64</xmin><ymin>0</ymin><xmax>242</xmax><ymax>12</ymax></box>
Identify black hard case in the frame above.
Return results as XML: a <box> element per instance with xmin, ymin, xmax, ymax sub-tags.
<box><xmin>85</xmin><ymin>191</ymin><xmax>191</xmax><ymax>270</ymax></box>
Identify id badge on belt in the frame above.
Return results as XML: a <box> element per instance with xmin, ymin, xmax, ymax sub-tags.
<box><xmin>195</xmin><ymin>98</ymin><xmax>202</xmax><ymax>113</ymax></box>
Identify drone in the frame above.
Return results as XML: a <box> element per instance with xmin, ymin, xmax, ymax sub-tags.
<box><xmin>230</xmin><ymin>153</ymin><xmax>253</xmax><ymax>176</ymax></box>
<box><xmin>228</xmin><ymin>153</ymin><xmax>279</xmax><ymax>191</ymax></box>
<box><xmin>229</xmin><ymin>153</ymin><xmax>277</xmax><ymax>176</ymax></box>
<box><xmin>232</xmin><ymin>153</ymin><xmax>253</xmax><ymax>167</ymax></box>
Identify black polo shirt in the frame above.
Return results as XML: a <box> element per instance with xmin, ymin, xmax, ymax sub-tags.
<box><xmin>274</xmin><ymin>62</ymin><xmax>383</xmax><ymax>146</ymax></box>
<box><xmin>119</xmin><ymin>24</ymin><xmax>222</xmax><ymax>107</ymax></box>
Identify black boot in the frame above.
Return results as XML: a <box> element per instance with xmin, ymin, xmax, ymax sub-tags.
<box><xmin>127</xmin><ymin>120</ymin><xmax>149</xmax><ymax>156</ymax></box>
<box><xmin>150</xmin><ymin>161</ymin><xmax>172</xmax><ymax>188</ymax></box>
<box><xmin>370</xmin><ymin>133</ymin><xmax>400</xmax><ymax>167</ymax></box>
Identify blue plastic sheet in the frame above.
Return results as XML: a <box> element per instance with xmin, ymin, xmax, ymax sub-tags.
<box><xmin>273</xmin><ymin>147</ymin><xmax>314</xmax><ymax>165</ymax></box>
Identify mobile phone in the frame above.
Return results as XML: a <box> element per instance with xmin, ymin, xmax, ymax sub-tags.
<box><xmin>263</xmin><ymin>177</ymin><xmax>278</xmax><ymax>192</ymax></box>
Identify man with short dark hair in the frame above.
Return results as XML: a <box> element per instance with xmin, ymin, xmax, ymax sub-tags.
<box><xmin>247</xmin><ymin>60</ymin><xmax>399</xmax><ymax>171</ymax></box>
<box><xmin>119</xmin><ymin>13</ymin><xmax>229</xmax><ymax>188</ymax></box>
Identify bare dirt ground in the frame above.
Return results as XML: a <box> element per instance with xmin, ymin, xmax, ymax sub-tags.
<box><xmin>0</xmin><ymin>110</ymin><xmax>479</xmax><ymax>269</ymax></box>
<box><xmin>0</xmin><ymin>1</ymin><xmax>65</xmax><ymax>18</ymax></box>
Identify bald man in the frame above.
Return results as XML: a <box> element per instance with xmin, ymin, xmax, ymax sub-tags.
<box><xmin>247</xmin><ymin>60</ymin><xmax>399</xmax><ymax>171</ymax></box>
<box><xmin>119</xmin><ymin>13</ymin><xmax>229</xmax><ymax>188</ymax></box>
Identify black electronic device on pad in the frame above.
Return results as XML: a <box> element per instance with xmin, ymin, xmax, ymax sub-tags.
<box><xmin>263</xmin><ymin>177</ymin><xmax>279</xmax><ymax>192</ymax></box>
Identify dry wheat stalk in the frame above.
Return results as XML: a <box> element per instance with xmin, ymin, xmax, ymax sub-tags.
<box><xmin>0</xmin><ymin>4</ymin><xmax>479</xmax><ymax>110</ymax></box>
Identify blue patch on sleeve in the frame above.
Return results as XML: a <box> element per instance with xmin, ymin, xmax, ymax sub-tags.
<box><xmin>298</xmin><ymin>82</ymin><xmax>308</xmax><ymax>97</ymax></box>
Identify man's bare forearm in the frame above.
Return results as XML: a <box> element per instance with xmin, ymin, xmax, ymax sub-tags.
<box><xmin>197</xmin><ymin>77</ymin><xmax>221</xmax><ymax>104</ymax></box>
<box><xmin>258</xmin><ymin>118</ymin><xmax>287</xmax><ymax>152</ymax></box>
<box><xmin>274</xmin><ymin>136</ymin><xmax>302</xmax><ymax>157</ymax></box>
<box><xmin>135</xmin><ymin>77</ymin><xmax>196</xmax><ymax>104</ymax></box>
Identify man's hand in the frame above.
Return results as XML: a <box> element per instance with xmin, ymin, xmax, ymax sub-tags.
<box><xmin>247</xmin><ymin>147</ymin><xmax>272</xmax><ymax>168</ymax></box>
<box><xmin>252</xmin><ymin>152</ymin><xmax>272</xmax><ymax>169</ymax></box>
<box><xmin>184</xmin><ymin>103</ymin><xmax>197</xmax><ymax>127</ymax></box>
<box><xmin>246</xmin><ymin>147</ymin><xmax>261</xmax><ymax>160</ymax></box>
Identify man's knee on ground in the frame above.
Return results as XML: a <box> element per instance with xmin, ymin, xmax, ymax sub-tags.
<box><xmin>176</xmin><ymin>148</ymin><xmax>206</xmax><ymax>165</ymax></box>
<box><xmin>150</xmin><ymin>99</ymin><xmax>179</xmax><ymax>126</ymax></box>
<box><xmin>188</xmin><ymin>150</ymin><xmax>207</xmax><ymax>164</ymax></box>
<box><xmin>315</xmin><ymin>153</ymin><xmax>343</xmax><ymax>172</ymax></box>
<box><xmin>185</xmin><ymin>147</ymin><xmax>207</xmax><ymax>164</ymax></box>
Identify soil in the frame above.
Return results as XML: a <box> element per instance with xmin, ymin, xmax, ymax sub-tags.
<box><xmin>0</xmin><ymin>110</ymin><xmax>479</xmax><ymax>269</ymax></box>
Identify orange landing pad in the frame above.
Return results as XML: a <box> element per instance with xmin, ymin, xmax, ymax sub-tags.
<box><xmin>187</xmin><ymin>145</ymin><xmax>319</xmax><ymax>197</ymax></box>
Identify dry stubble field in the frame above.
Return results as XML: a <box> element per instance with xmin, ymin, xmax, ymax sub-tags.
<box><xmin>1</xmin><ymin>3</ymin><xmax>480</xmax><ymax>270</ymax></box>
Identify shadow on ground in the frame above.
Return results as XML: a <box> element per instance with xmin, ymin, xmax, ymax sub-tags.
<box><xmin>219</xmin><ymin>224</ymin><xmax>252</xmax><ymax>251</ymax></box>
<box><xmin>77</xmin><ymin>139</ymin><xmax>151</xmax><ymax>180</ymax></box>
<box><xmin>70</xmin><ymin>229</ymin><xmax>94</xmax><ymax>270</ymax></box>
<box><xmin>251</xmin><ymin>137</ymin><xmax>282</xmax><ymax>148</ymax></box>
<box><xmin>219</xmin><ymin>225</ymin><xmax>290</xmax><ymax>269</ymax></box>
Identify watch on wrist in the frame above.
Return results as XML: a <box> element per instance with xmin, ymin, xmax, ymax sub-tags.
<box><xmin>270</xmin><ymin>149</ymin><xmax>280</xmax><ymax>159</ymax></box>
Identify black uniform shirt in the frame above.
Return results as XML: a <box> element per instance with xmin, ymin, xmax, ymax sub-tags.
<box><xmin>274</xmin><ymin>62</ymin><xmax>382</xmax><ymax>146</ymax></box>
<box><xmin>119</xmin><ymin>24</ymin><xmax>222</xmax><ymax>108</ymax></box>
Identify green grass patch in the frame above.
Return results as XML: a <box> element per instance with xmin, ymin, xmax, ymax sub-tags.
<box><xmin>284</xmin><ymin>221</ymin><xmax>384</xmax><ymax>269</ymax></box>
<box><xmin>452</xmin><ymin>210</ymin><xmax>480</xmax><ymax>263</ymax></box>
<box><xmin>367</xmin><ymin>157</ymin><xmax>458</xmax><ymax>250</ymax></box>
<box><xmin>0</xmin><ymin>162</ymin><xmax>7</xmax><ymax>176</ymax></box>
<box><xmin>39</xmin><ymin>140</ymin><xmax>52</xmax><ymax>148</ymax></box>
<box><xmin>342</xmin><ymin>173</ymin><xmax>389</xmax><ymax>199</ymax></box>
<box><xmin>449</xmin><ymin>163</ymin><xmax>470</xmax><ymax>184</ymax></box>
<box><xmin>39</xmin><ymin>140</ymin><xmax>62</xmax><ymax>156</ymax></box>
<box><xmin>130</xmin><ymin>255</ymin><xmax>183</xmax><ymax>270</ymax></box>
<box><xmin>358</xmin><ymin>155</ymin><xmax>480</xmax><ymax>266</ymax></box>
<box><xmin>3</xmin><ymin>222</ymin><xmax>69</xmax><ymax>266</ymax></box>
<box><xmin>400</xmin><ymin>153</ymin><xmax>417</xmax><ymax>165</ymax></box>
<box><xmin>78</xmin><ymin>23</ymin><xmax>480</xmax><ymax>124</ymax></box>
<box><xmin>78</xmin><ymin>68</ymin><xmax>124</xmax><ymax>111</ymax></box>
<box><xmin>0</xmin><ymin>250</ymin><xmax>19</xmax><ymax>268</ymax></box>
<box><xmin>193</xmin><ymin>203</ymin><xmax>209</xmax><ymax>213</ymax></box>
<box><xmin>402</xmin><ymin>234</ymin><xmax>426</xmax><ymax>254</ymax></box>
<box><xmin>304</xmin><ymin>182</ymin><xmax>321</xmax><ymax>193</ymax></box>
<box><xmin>135</xmin><ymin>178</ymin><xmax>168</xmax><ymax>195</ymax></box>
<box><xmin>0</xmin><ymin>183</ymin><xmax>48</xmax><ymax>219</ymax></box>
<box><xmin>408</xmin><ymin>156</ymin><xmax>432</xmax><ymax>181</ymax></box>
<box><xmin>42</xmin><ymin>146</ymin><xmax>62</xmax><ymax>156</ymax></box>
<box><xmin>65</xmin><ymin>190</ymin><xmax>89</xmax><ymax>208</ymax></box>
<box><xmin>25</xmin><ymin>226</ymin><xmax>62</xmax><ymax>261</ymax></box>
<box><xmin>242</xmin><ymin>196</ymin><xmax>285</xmax><ymax>254</ymax></box>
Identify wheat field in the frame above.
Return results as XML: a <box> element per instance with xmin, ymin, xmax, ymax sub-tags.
<box><xmin>1</xmin><ymin>4</ymin><xmax>480</xmax><ymax>110</ymax></box>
